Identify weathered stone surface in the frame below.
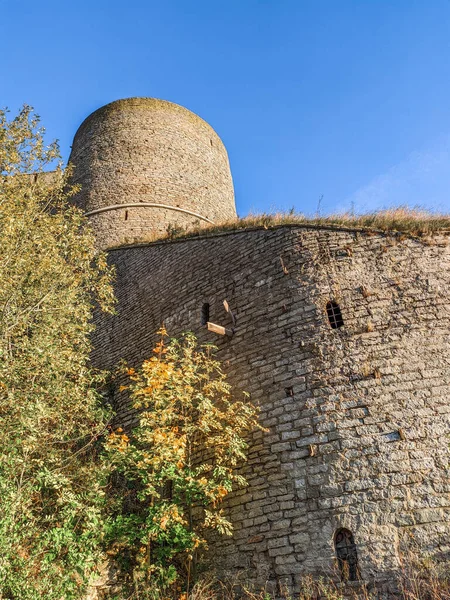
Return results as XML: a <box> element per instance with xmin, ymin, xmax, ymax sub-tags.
<box><xmin>74</xmin><ymin>97</ymin><xmax>450</xmax><ymax>594</ymax></box>
<box><xmin>90</xmin><ymin>225</ymin><xmax>450</xmax><ymax>590</ymax></box>
<box><xmin>69</xmin><ymin>97</ymin><xmax>236</xmax><ymax>249</ymax></box>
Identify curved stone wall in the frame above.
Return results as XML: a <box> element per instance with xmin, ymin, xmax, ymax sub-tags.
<box><xmin>92</xmin><ymin>226</ymin><xmax>450</xmax><ymax>592</ymax></box>
<box><xmin>68</xmin><ymin>98</ymin><xmax>236</xmax><ymax>249</ymax></box>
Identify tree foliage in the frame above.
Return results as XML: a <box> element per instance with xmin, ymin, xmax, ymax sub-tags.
<box><xmin>0</xmin><ymin>106</ymin><xmax>262</xmax><ymax>600</ymax></box>
<box><xmin>106</xmin><ymin>328</ymin><xmax>263</xmax><ymax>597</ymax></box>
<box><xmin>0</xmin><ymin>106</ymin><xmax>115</xmax><ymax>599</ymax></box>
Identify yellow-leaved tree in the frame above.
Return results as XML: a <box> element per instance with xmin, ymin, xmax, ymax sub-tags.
<box><xmin>0</xmin><ymin>106</ymin><xmax>115</xmax><ymax>599</ymax></box>
<box><xmin>106</xmin><ymin>328</ymin><xmax>263</xmax><ymax>598</ymax></box>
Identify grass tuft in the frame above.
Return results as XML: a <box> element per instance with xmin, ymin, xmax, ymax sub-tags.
<box><xmin>112</xmin><ymin>208</ymin><xmax>450</xmax><ymax>249</ymax></box>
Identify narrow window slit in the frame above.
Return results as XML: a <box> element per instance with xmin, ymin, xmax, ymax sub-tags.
<box><xmin>326</xmin><ymin>301</ymin><xmax>344</xmax><ymax>329</ymax></box>
<box><xmin>201</xmin><ymin>303</ymin><xmax>210</xmax><ymax>326</ymax></box>
<box><xmin>124</xmin><ymin>210</ymin><xmax>129</xmax><ymax>221</ymax></box>
<box><xmin>335</xmin><ymin>528</ymin><xmax>359</xmax><ymax>581</ymax></box>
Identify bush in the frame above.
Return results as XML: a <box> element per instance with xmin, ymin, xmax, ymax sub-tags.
<box><xmin>0</xmin><ymin>105</ymin><xmax>114</xmax><ymax>599</ymax></box>
<box><xmin>105</xmin><ymin>328</ymin><xmax>263</xmax><ymax>598</ymax></box>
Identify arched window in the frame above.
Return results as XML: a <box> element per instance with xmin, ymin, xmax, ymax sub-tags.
<box><xmin>326</xmin><ymin>301</ymin><xmax>344</xmax><ymax>329</ymax></box>
<box><xmin>201</xmin><ymin>303</ymin><xmax>210</xmax><ymax>326</ymax></box>
<box><xmin>334</xmin><ymin>528</ymin><xmax>359</xmax><ymax>581</ymax></box>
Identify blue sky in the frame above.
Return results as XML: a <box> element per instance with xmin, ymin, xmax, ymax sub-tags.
<box><xmin>2</xmin><ymin>0</ymin><xmax>450</xmax><ymax>216</ymax></box>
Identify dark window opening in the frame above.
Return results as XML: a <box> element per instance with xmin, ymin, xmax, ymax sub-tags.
<box><xmin>201</xmin><ymin>303</ymin><xmax>210</xmax><ymax>326</ymax></box>
<box><xmin>124</xmin><ymin>210</ymin><xmax>129</xmax><ymax>221</ymax></box>
<box><xmin>335</xmin><ymin>528</ymin><xmax>359</xmax><ymax>581</ymax></box>
<box><xmin>210</xmin><ymin>139</ymin><xmax>213</xmax><ymax>147</ymax></box>
<box><xmin>326</xmin><ymin>301</ymin><xmax>344</xmax><ymax>329</ymax></box>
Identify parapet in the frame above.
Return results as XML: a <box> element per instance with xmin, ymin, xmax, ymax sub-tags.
<box><xmin>68</xmin><ymin>98</ymin><xmax>236</xmax><ymax>249</ymax></box>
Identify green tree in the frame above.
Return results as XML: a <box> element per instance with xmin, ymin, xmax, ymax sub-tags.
<box><xmin>106</xmin><ymin>328</ymin><xmax>263</xmax><ymax>598</ymax></box>
<box><xmin>0</xmin><ymin>106</ymin><xmax>115</xmax><ymax>599</ymax></box>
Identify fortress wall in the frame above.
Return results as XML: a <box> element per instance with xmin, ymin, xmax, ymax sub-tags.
<box><xmin>86</xmin><ymin>206</ymin><xmax>208</xmax><ymax>250</ymax></box>
<box><xmin>92</xmin><ymin>226</ymin><xmax>450</xmax><ymax>591</ymax></box>
<box><xmin>68</xmin><ymin>98</ymin><xmax>236</xmax><ymax>249</ymax></box>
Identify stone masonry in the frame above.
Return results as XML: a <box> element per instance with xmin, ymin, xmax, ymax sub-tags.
<box><xmin>69</xmin><ymin>97</ymin><xmax>236</xmax><ymax>249</ymax></box>
<box><xmin>70</xmin><ymin>98</ymin><xmax>450</xmax><ymax>593</ymax></box>
<box><xmin>91</xmin><ymin>227</ymin><xmax>450</xmax><ymax>591</ymax></box>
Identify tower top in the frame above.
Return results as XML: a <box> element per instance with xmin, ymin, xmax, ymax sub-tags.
<box><xmin>69</xmin><ymin>97</ymin><xmax>236</xmax><ymax>249</ymax></box>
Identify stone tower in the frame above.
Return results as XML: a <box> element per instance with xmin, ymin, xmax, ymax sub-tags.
<box><xmin>70</xmin><ymin>98</ymin><xmax>450</xmax><ymax>595</ymax></box>
<box><xmin>69</xmin><ymin>97</ymin><xmax>236</xmax><ymax>249</ymax></box>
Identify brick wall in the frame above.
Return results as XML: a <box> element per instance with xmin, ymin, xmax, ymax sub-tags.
<box><xmin>69</xmin><ymin>98</ymin><xmax>236</xmax><ymax>249</ymax></box>
<box><xmin>92</xmin><ymin>225</ymin><xmax>450</xmax><ymax>592</ymax></box>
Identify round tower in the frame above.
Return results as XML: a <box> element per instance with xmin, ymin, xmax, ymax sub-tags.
<box><xmin>68</xmin><ymin>97</ymin><xmax>236</xmax><ymax>249</ymax></box>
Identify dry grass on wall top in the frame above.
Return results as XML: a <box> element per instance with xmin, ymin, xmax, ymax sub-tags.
<box><xmin>109</xmin><ymin>207</ymin><xmax>450</xmax><ymax>249</ymax></box>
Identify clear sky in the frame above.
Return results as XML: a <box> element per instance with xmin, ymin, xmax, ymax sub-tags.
<box><xmin>2</xmin><ymin>0</ymin><xmax>450</xmax><ymax>217</ymax></box>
